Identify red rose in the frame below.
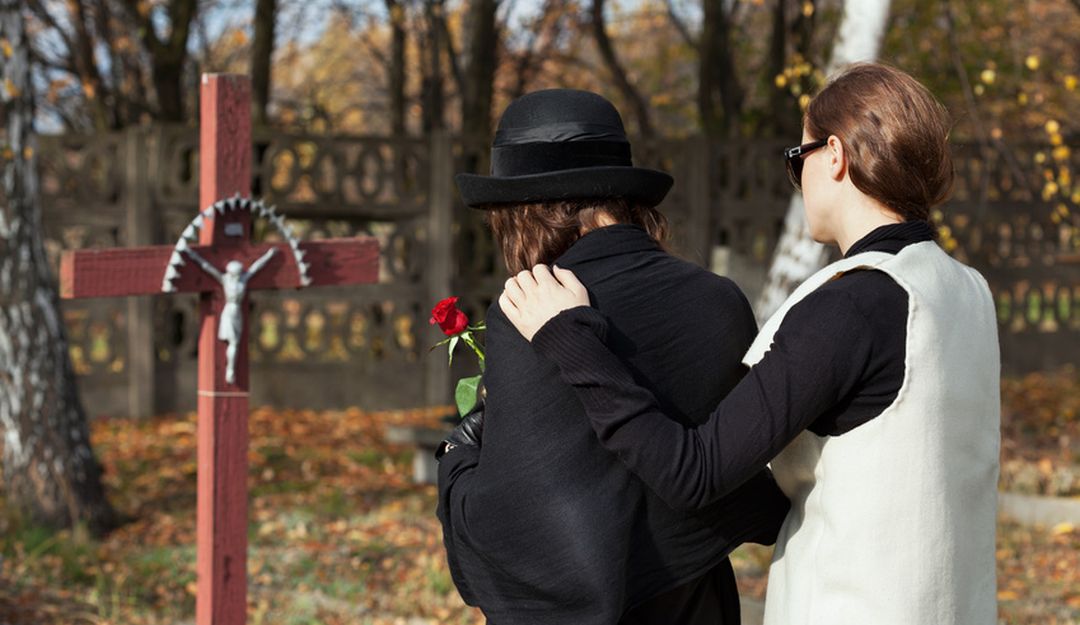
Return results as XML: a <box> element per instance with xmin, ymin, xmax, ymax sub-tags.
<box><xmin>430</xmin><ymin>296</ymin><xmax>469</xmax><ymax>336</ymax></box>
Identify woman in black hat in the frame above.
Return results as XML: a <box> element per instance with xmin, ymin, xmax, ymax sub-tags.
<box><xmin>435</xmin><ymin>89</ymin><xmax>790</xmax><ymax>624</ymax></box>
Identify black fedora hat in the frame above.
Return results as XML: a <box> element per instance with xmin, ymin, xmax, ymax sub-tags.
<box><xmin>455</xmin><ymin>89</ymin><xmax>673</xmax><ymax>209</ymax></box>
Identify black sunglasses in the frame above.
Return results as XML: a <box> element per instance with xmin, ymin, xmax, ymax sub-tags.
<box><xmin>783</xmin><ymin>139</ymin><xmax>828</xmax><ymax>190</ymax></box>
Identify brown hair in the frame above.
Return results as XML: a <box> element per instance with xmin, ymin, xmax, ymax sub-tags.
<box><xmin>805</xmin><ymin>63</ymin><xmax>954</xmax><ymax>223</ymax></box>
<box><xmin>484</xmin><ymin>198</ymin><xmax>669</xmax><ymax>273</ymax></box>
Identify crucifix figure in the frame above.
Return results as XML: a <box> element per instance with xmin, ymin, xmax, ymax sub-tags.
<box><xmin>182</xmin><ymin>246</ymin><xmax>276</xmax><ymax>384</ymax></box>
<box><xmin>60</xmin><ymin>74</ymin><xmax>380</xmax><ymax>625</ymax></box>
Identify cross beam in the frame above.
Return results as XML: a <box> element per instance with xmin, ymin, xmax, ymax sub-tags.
<box><xmin>60</xmin><ymin>239</ymin><xmax>379</xmax><ymax>299</ymax></box>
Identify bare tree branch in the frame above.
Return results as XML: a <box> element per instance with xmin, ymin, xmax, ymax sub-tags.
<box><xmin>439</xmin><ymin>10</ymin><xmax>464</xmax><ymax>93</ymax></box>
<box><xmin>590</xmin><ymin>0</ymin><xmax>654</xmax><ymax>136</ymax></box>
<box><xmin>508</xmin><ymin>0</ymin><xmax>564</xmax><ymax>98</ymax></box>
<box><xmin>26</xmin><ymin>0</ymin><xmax>76</xmax><ymax>52</ymax></box>
<box><xmin>663</xmin><ymin>0</ymin><xmax>694</xmax><ymax>47</ymax></box>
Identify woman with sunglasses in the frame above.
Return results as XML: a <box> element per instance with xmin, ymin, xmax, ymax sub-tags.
<box><xmin>498</xmin><ymin>63</ymin><xmax>1000</xmax><ymax>625</ymax></box>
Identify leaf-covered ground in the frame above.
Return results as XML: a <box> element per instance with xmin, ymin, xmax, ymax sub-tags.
<box><xmin>1</xmin><ymin>369</ymin><xmax>1078</xmax><ymax>624</ymax></box>
<box><xmin>1000</xmin><ymin>367</ymin><xmax>1080</xmax><ymax>497</ymax></box>
<box><xmin>1</xmin><ymin>405</ymin><xmax>480</xmax><ymax>625</ymax></box>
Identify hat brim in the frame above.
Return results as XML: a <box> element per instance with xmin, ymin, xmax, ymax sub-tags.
<box><xmin>454</xmin><ymin>166</ymin><xmax>674</xmax><ymax>209</ymax></box>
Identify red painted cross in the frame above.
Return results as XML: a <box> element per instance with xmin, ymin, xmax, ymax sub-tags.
<box><xmin>59</xmin><ymin>74</ymin><xmax>380</xmax><ymax>625</ymax></box>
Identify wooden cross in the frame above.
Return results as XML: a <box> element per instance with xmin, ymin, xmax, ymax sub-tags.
<box><xmin>59</xmin><ymin>74</ymin><xmax>380</xmax><ymax>625</ymax></box>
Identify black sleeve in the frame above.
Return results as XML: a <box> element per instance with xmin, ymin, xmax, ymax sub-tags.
<box><xmin>435</xmin><ymin>444</ymin><xmax>481</xmax><ymax>605</ymax></box>
<box><xmin>531</xmin><ymin>287</ymin><xmax>876</xmax><ymax>512</ymax></box>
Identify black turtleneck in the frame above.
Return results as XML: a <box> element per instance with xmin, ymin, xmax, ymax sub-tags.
<box><xmin>531</xmin><ymin>221</ymin><xmax>936</xmax><ymax>510</ymax></box>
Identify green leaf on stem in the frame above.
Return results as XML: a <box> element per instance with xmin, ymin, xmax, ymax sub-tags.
<box><xmin>455</xmin><ymin>375</ymin><xmax>482</xmax><ymax>417</ymax></box>
<box><xmin>430</xmin><ymin>336</ymin><xmax>453</xmax><ymax>350</ymax></box>
<box><xmin>447</xmin><ymin>335</ymin><xmax>459</xmax><ymax>367</ymax></box>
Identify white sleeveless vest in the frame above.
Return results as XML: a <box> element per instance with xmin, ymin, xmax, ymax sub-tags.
<box><xmin>744</xmin><ymin>241</ymin><xmax>1000</xmax><ymax>625</ymax></box>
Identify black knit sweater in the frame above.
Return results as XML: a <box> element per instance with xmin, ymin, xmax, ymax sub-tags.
<box><xmin>436</xmin><ymin>224</ymin><xmax>790</xmax><ymax>624</ymax></box>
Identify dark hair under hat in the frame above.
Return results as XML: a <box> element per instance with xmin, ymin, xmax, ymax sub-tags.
<box><xmin>454</xmin><ymin>89</ymin><xmax>674</xmax><ymax>209</ymax></box>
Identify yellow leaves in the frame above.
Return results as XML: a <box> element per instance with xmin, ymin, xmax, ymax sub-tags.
<box><xmin>1066</xmin><ymin>75</ymin><xmax>1079</xmax><ymax>91</ymax></box>
<box><xmin>3</xmin><ymin>77</ymin><xmax>18</xmax><ymax>99</ymax></box>
<box><xmin>22</xmin><ymin>146</ymin><xmax>32</xmax><ymax>161</ymax></box>
<box><xmin>798</xmin><ymin>94</ymin><xmax>810</xmax><ymax>110</ymax></box>
<box><xmin>1025</xmin><ymin>55</ymin><xmax>1040</xmax><ymax>71</ymax></box>
<box><xmin>1042</xmin><ymin>180</ymin><xmax>1060</xmax><ymax>201</ymax></box>
<box><xmin>991</xmin><ymin>127</ymin><xmax>1003</xmax><ymax>140</ymax></box>
<box><xmin>980</xmin><ymin>68</ymin><xmax>996</xmax><ymax>85</ymax></box>
<box><xmin>1035</xmin><ymin>152</ymin><xmax>1047</xmax><ymax>164</ymax></box>
<box><xmin>230</xmin><ymin>29</ymin><xmax>248</xmax><ymax>47</ymax></box>
<box><xmin>1017</xmin><ymin>92</ymin><xmax>1029</xmax><ymax>106</ymax></box>
<box><xmin>1052</xmin><ymin>522</ymin><xmax>1075</xmax><ymax>536</ymax></box>
<box><xmin>1052</xmin><ymin>146</ymin><xmax>1070</xmax><ymax>162</ymax></box>
<box><xmin>938</xmin><ymin>225</ymin><xmax>958</xmax><ymax>253</ymax></box>
<box><xmin>1044</xmin><ymin>120</ymin><xmax>1065</xmax><ymax>150</ymax></box>
<box><xmin>801</xmin><ymin>1</ymin><xmax>814</xmax><ymax>17</ymax></box>
<box><xmin>997</xmin><ymin>589</ymin><xmax>1019</xmax><ymax>601</ymax></box>
<box><xmin>0</xmin><ymin>38</ymin><xmax>12</xmax><ymax>59</ymax></box>
<box><xmin>774</xmin><ymin>74</ymin><xmax>788</xmax><ymax>89</ymax></box>
<box><xmin>82</xmin><ymin>80</ymin><xmax>96</xmax><ymax>100</ymax></box>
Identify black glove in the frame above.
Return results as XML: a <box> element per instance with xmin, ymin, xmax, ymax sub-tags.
<box><xmin>435</xmin><ymin>401</ymin><xmax>484</xmax><ymax>462</ymax></box>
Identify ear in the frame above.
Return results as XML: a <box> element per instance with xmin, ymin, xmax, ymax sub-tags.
<box><xmin>827</xmin><ymin>135</ymin><xmax>847</xmax><ymax>182</ymax></box>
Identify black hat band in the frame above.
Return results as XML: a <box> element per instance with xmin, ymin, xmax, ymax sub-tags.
<box><xmin>493</xmin><ymin>122</ymin><xmax>628</xmax><ymax>146</ymax></box>
<box><xmin>491</xmin><ymin>140</ymin><xmax>633</xmax><ymax>177</ymax></box>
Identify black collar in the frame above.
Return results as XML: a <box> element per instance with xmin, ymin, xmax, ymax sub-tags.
<box><xmin>845</xmin><ymin>221</ymin><xmax>935</xmax><ymax>258</ymax></box>
<box><xmin>556</xmin><ymin>224</ymin><xmax>662</xmax><ymax>266</ymax></box>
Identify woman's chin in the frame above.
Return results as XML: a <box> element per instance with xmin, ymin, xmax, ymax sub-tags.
<box><xmin>806</xmin><ymin>228</ymin><xmax>834</xmax><ymax>246</ymax></box>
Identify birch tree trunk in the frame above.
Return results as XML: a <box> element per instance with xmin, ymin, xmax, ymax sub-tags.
<box><xmin>0</xmin><ymin>1</ymin><xmax>116</xmax><ymax>533</ymax></box>
<box><xmin>754</xmin><ymin>0</ymin><xmax>893</xmax><ymax>323</ymax></box>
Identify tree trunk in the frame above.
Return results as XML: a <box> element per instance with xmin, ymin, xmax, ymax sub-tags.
<box><xmin>152</xmin><ymin>56</ymin><xmax>186</xmax><ymax>122</ymax></box>
<box><xmin>590</xmin><ymin>0</ymin><xmax>654</xmax><ymax>137</ymax></box>
<box><xmin>0</xmin><ymin>0</ymin><xmax>117</xmax><ymax>534</ymax></box>
<box><xmin>251</xmin><ymin>0</ymin><xmax>277</xmax><ymax>127</ymax></box>
<box><xmin>70</xmin><ymin>0</ymin><xmax>113</xmax><ymax>130</ymax></box>
<box><xmin>461</xmin><ymin>0</ymin><xmax>499</xmax><ymax>138</ymax></box>
<box><xmin>754</xmin><ymin>0</ymin><xmax>893</xmax><ymax>323</ymax></box>
<box><xmin>421</xmin><ymin>0</ymin><xmax>446</xmax><ymax>132</ymax></box>
<box><xmin>763</xmin><ymin>0</ymin><xmax>790</xmax><ymax>137</ymax></box>
<box><xmin>119</xmin><ymin>0</ymin><xmax>198</xmax><ymax>123</ymax></box>
<box><xmin>697</xmin><ymin>0</ymin><xmax>742</xmax><ymax>137</ymax></box>
<box><xmin>385</xmin><ymin>0</ymin><xmax>407</xmax><ymax>135</ymax></box>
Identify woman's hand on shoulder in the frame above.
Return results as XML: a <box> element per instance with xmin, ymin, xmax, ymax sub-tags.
<box><xmin>500</xmin><ymin>265</ymin><xmax>590</xmax><ymax>341</ymax></box>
